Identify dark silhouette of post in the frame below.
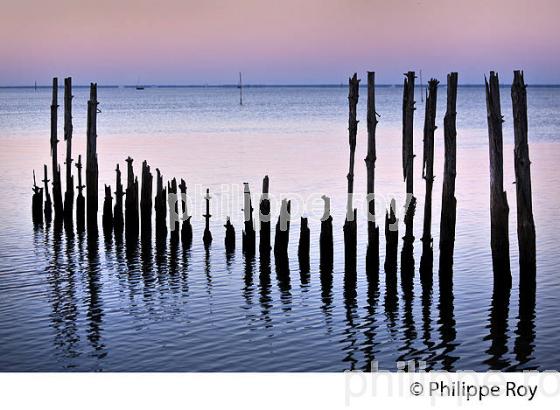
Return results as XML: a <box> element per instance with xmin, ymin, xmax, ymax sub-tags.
<box><xmin>320</xmin><ymin>195</ymin><xmax>333</xmax><ymax>271</ymax></box>
<box><xmin>125</xmin><ymin>157</ymin><xmax>139</xmax><ymax>240</ymax></box>
<box><xmin>298</xmin><ymin>217</ymin><xmax>310</xmax><ymax>272</ymax></box>
<box><xmin>102</xmin><ymin>185</ymin><xmax>113</xmax><ymax>232</ymax></box>
<box><xmin>203</xmin><ymin>188</ymin><xmax>212</xmax><ymax>247</ymax></box>
<box><xmin>154</xmin><ymin>169</ymin><xmax>167</xmax><ymax>240</ymax></box>
<box><xmin>168</xmin><ymin>178</ymin><xmax>179</xmax><ymax>245</ymax></box>
<box><xmin>485</xmin><ymin>71</ymin><xmax>511</xmax><ymax>283</ymax></box>
<box><xmin>86</xmin><ymin>83</ymin><xmax>99</xmax><ymax>232</ymax></box>
<box><xmin>224</xmin><ymin>217</ymin><xmax>235</xmax><ymax>252</ymax></box>
<box><xmin>420</xmin><ymin>79</ymin><xmax>439</xmax><ymax>278</ymax></box>
<box><xmin>365</xmin><ymin>71</ymin><xmax>380</xmax><ymax>276</ymax></box>
<box><xmin>344</xmin><ymin>73</ymin><xmax>359</xmax><ymax>274</ymax></box>
<box><xmin>242</xmin><ymin>182</ymin><xmax>256</xmax><ymax>255</ymax></box>
<box><xmin>51</xmin><ymin>77</ymin><xmax>64</xmax><ymax>222</ymax></box>
<box><xmin>42</xmin><ymin>164</ymin><xmax>52</xmax><ymax>223</ymax></box>
<box><xmin>179</xmin><ymin>178</ymin><xmax>192</xmax><ymax>248</ymax></box>
<box><xmin>401</xmin><ymin>71</ymin><xmax>416</xmax><ymax>276</ymax></box>
<box><xmin>274</xmin><ymin>199</ymin><xmax>291</xmax><ymax>260</ymax></box>
<box><xmin>439</xmin><ymin>72</ymin><xmax>458</xmax><ymax>275</ymax></box>
<box><xmin>140</xmin><ymin>160</ymin><xmax>153</xmax><ymax>243</ymax></box>
<box><xmin>32</xmin><ymin>170</ymin><xmax>43</xmax><ymax>224</ymax></box>
<box><xmin>511</xmin><ymin>70</ymin><xmax>536</xmax><ymax>283</ymax></box>
<box><xmin>384</xmin><ymin>199</ymin><xmax>399</xmax><ymax>274</ymax></box>
<box><xmin>113</xmin><ymin>164</ymin><xmax>124</xmax><ymax>235</ymax></box>
<box><xmin>75</xmin><ymin>155</ymin><xmax>85</xmax><ymax>232</ymax></box>
<box><xmin>63</xmin><ymin>77</ymin><xmax>74</xmax><ymax>226</ymax></box>
<box><xmin>259</xmin><ymin>176</ymin><xmax>271</xmax><ymax>254</ymax></box>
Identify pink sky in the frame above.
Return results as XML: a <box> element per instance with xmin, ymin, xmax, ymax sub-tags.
<box><xmin>1</xmin><ymin>0</ymin><xmax>559</xmax><ymax>85</ymax></box>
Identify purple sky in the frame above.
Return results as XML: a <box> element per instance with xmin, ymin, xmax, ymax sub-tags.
<box><xmin>1</xmin><ymin>0</ymin><xmax>559</xmax><ymax>85</ymax></box>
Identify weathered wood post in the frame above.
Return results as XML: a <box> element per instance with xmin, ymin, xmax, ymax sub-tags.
<box><xmin>154</xmin><ymin>169</ymin><xmax>167</xmax><ymax>241</ymax></box>
<box><xmin>320</xmin><ymin>195</ymin><xmax>333</xmax><ymax>271</ymax></box>
<box><xmin>124</xmin><ymin>157</ymin><xmax>139</xmax><ymax>240</ymax></box>
<box><xmin>224</xmin><ymin>217</ymin><xmax>236</xmax><ymax>252</ymax></box>
<box><xmin>365</xmin><ymin>71</ymin><xmax>380</xmax><ymax>276</ymax></box>
<box><xmin>75</xmin><ymin>155</ymin><xmax>85</xmax><ymax>232</ymax></box>
<box><xmin>439</xmin><ymin>72</ymin><xmax>458</xmax><ymax>275</ymax></box>
<box><xmin>485</xmin><ymin>71</ymin><xmax>511</xmax><ymax>283</ymax></box>
<box><xmin>86</xmin><ymin>83</ymin><xmax>99</xmax><ymax>232</ymax></box>
<box><xmin>203</xmin><ymin>188</ymin><xmax>212</xmax><ymax>247</ymax></box>
<box><xmin>344</xmin><ymin>73</ymin><xmax>360</xmax><ymax>275</ymax></box>
<box><xmin>401</xmin><ymin>71</ymin><xmax>416</xmax><ymax>276</ymax></box>
<box><xmin>168</xmin><ymin>178</ymin><xmax>179</xmax><ymax>245</ymax></box>
<box><xmin>384</xmin><ymin>199</ymin><xmax>399</xmax><ymax>274</ymax></box>
<box><xmin>113</xmin><ymin>164</ymin><xmax>124</xmax><ymax>235</ymax></box>
<box><xmin>42</xmin><ymin>164</ymin><xmax>52</xmax><ymax>223</ymax></box>
<box><xmin>419</xmin><ymin>79</ymin><xmax>439</xmax><ymax>278</ymax></box>
<box><xmin>298</xmin><ymin>216</ymin><xmax>310</xmax><ymax>273</ymax></box>
<box><xmin>140</xmin><ymin>160</ymin><xmax>153</xmax><ymax>243</ymax></box>
<box><xmin>51</xmin><ymin>77</ymin><xmax>64</xmax><ymax>222</ymax></box>
<box><xmin>32</xmin><ymin>171</ymin><xmax>43</xmax><ymax>224</ymax></box>
<box><xmin>63</xmin><ymin>77</ymin><xmax>74</xmax><ymax>226</ymax></box>
<box><xmin>259</xmin><ymin>176</ymin><xmax>271</xmax><ymax>254</ymax></box>
<box><xmin>242</xmin><ymin>182</ymin><xmax>256</xmax><ymax>255</ymax></box>
<box><xmin>102</xmin><ymin>185</ymin><xmax>113</xmax><ymax>232</ymax></box>
<box><xmin>274</xmin><ymin>199</ymin><xmax>291</xmax><ymax>260</ymax></box>
<box><xmin>511</xmin><ymin>70</ymin><xmax>536</xmax><ymax>283</ymax></box>
<box><xmin>179</xmin><ymin>178</ymin><xmax>192</xmax><ymax>248</ymax></box>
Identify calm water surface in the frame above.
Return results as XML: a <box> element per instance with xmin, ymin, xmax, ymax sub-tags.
<box><xmin>0</xmin><ymin>85</ymin><xmax>559</xmax><ymax>371</ymax></box>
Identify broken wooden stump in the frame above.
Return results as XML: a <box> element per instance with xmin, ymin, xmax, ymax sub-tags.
<box><xmin>113</xmin><ymin>164</ymin><xmax>124</xmax><ymax>235</ymax></box>
<box><xmin>401</xmin><ymin>196</ymin><xmax>416</xmax><ymax>277</ymax></box>
<box><xmin>319</xmin><ymin>195</ymin><xmax>333</xmax><ymax>271</ymax></box>
<box><xmin>102</xmin><ymin>185</ymin><xmax>113</xmax><ymax>233</ymax></box>
<box><xmin>140</xmin><ymin>160</ymin><xmax>153</xmax><ymax>243</ymax></box>
<box><xmin>274</xmin><ymin>198</ymin><xmax>291</xmax><ymax>261</ymax></box>
<box><xmin>50</xmin><ymin>77</ymin><xmax>64</xmax><ymax>223</ymax></box>
<box><xmin>32</xmin><ymin>170</ymin><xmax>43</xmax><ymax>225</ymax></box>
<box><xmin>242</xmin><ymin>182</ymin><xmax>256</xmax><ymax>255</ymax></box>
<box><xmin>384</xmin><ymin>199</ymin><xmax>399</xmax><ymax>274</ymax></box>
<box><xmin>125</xmin><ymin>157</ymin><xmax>139</xmax><ymax>240</ymax></box>
<box><xmin>224</xmin><ymin>217</ymin><xmax>236</xmax><ymax>253</ymax></box>
<box><xmin>439</xmin><ymin>72</ymin><xmax>459</xmax><ymax>275</ymax></box>
<box><xmin>168</xmin><ymin>177</ymin><xmax>179</xmax><ymax>245</ymax></box>
<box><xmin>63</xmin><ymin>77</ymin><xmax>74</xmax><ymax>226</ymax></box>
<box><xmin>75</xmin><ymin>155</ymin><xmax>85</xmax><ymax>232</ymax></box>
<box><xmin>511</xmin><ymin>70</ymin><xmax>536</xmax><ymax>283</ymax></box>
<box><xmin>179</xmin><ymin>178</ymin><xmax>192</xmax><ymax>248</ymax></box>
<box><xmin>203</xmin><ymin>188</ymin><xmax>212</xmax><ymax>247</ymax></box>
<box><xmin>344</xmin><ymin>73</ymin><xmax>360</xmax><ymax>275</ymax></box>
<box><xmin>42</xmin><ymin>164</ymin><xmax>52</xmax><ymax>223</ymax></box>
<box><xmin>86</xmin><ymin>83</ymin><xmax>99</xmax><ymax>232</ymax></box>
<box><xmin>485</xmin><ymin>71</ymin><xmax>511</xmax><ymax>283</ymax></box>
<box><xmin>420</xmin><ymin>78</ymin><xmax>439</xmax><ymax>279</ymax></box>
<box><xmin>259</xmin><ymin>176</ymin><xmax>271</xmax><ymax>254</ymax></box>
<box><xmin>298</xmin><ymin>216</ymin><xmax>310</xmax><ymax>274</ymax></box>
<box><xmin>154</xmin><ymin>169</ymin><xmax>167</xmax><ymax>240</ymax></box>
<box><xmin>365</xmin><ymin>71</ymin><xmax>380</xmax><ymax>277</ymax></box>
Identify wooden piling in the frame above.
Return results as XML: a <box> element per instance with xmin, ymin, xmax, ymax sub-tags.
<box><xmin>86</xmin><ymin>83</ymin><xmax>99</xmax><ymax>232</ymax></box>
<box><xmin>298</xmin><ymin>217</ymin><xmax>310</xmax><ymax>271</ymax></box>
<box><xmin>319</xmin><ymin>195</ymin><xmax>333</xmax><ymax>271</ymax></box>
<box><xmin>203</xmin><ymin>188</ymin><xmax>212</xmax><ymax>247</ymax></box>
<box><xmin>75</xmin><ymin>156</ymin><xmax>85</xmax><ymax>232</ymax></box>
<box><xmin>344</xmin><ymin>73</ymin><xmax>359</xmax><ymax>274</ymax></box>
<box><xmin>140</xmin><ymin>161</ymin><xmax>153</xmax><ymax>242</ymax></box>
<box><xmin>113</xmin><ymin>164</ymin><xmax>124</xmax><ymax>235</ymax></box>
<box><xmin>259</xmin><ymin>176</ymin><xmax>271</xmax><ymax>254</ymax></box>
<box><xmin>168</xmin><ymin>178</ymin><xmax>179</xmax><ymax>244</ymax></box>
<box><xmin>51</xmin><ymin>77</ymin><xmax>64</xmax><ymax>222</ymax></box>
<box><xmin>439</xmin><ymin>72</ymin><xmax>459</xmax><ymax>275</ymax></box>
<box><xmin>63</xmin><ymin>77</ymin><xmax>74</xmax><ymax>225</ymax></box>
<box><xmin>179</xmin><ymin>178</ymin><xmax>192</xmax><ymax>248</ymax></box>
<box><xmin>274</xmin><ymin>199</ymin><xmax>291</xmax><ymax>260</ymax></box>
<box><xmin>419</xmin><ymin>79</ymin><xmax>439</xmax><ymax>278</ymax></box>
<box><xmin>511</xmin><ymin>70</ymin><xmax>536</xmax><ymax>281</ymax></box>
<box><xmin>384</xmin><ymin>199</ymin><xmax>399</xmax><ymax>274</ymax></box>
<box><xmin>42</xmin><ymin>164</ymin><xmax>52</xmax><ymax>223</ymax></box>
<box><xmin>224</xmin><ymin>217</ymin><xmax>236</xmax><ymax>252</ymax></box>
<box><xmin>125</xmin><ymin>157</ymin><xmax>139</xmax><ymax>239</ymax></box>
<box><xmin>32</xmin><ymin>170</ymin><xmax>43</xmax><ymax>224</ymax></box>
<box><xmin>102</xmin><ymin>185</ymin><xmax>113</xmax><ymax>232</ymax></box>
<box><xmin>154</xmin><ymin>169</ymin><xmax>167</xmax><ymax>240</ymax></box>
<box><xmin>485</xmin><ymin>71</ymin><xmax>511</xmax><ymax>282</ymax></box>
<box><xmin>242</xmin><ymin>182</ymin><xmax>256</xmax><ymax>254</ymax></box>
<box><xmin>365</xmin><ymin>71</ymin><xmax>380</xmax><ymax>276</ymax></box>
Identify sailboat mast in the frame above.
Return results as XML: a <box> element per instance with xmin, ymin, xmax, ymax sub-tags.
<box><xmin>239</xmin><ymin>72</ymin><xmax>243</xmax><ymax>106</ymax></box>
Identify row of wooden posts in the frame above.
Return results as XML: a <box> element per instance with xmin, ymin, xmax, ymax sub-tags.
<box><xmin>31</xmin><ymin>71</ymin><xmax>536</xmax><ymax>288</ymax></box>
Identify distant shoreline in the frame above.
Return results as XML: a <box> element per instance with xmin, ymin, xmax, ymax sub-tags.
<box><xmin>1</xmin><ymin>84</ymin><xmax>560</xmax><ymax>89</ymax></box>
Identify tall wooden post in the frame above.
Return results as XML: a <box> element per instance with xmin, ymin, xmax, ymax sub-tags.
<box><xmin>63</xmin><ymin>77</ymin><xmax>74</xmax><ymax>225</ymax></box>
<box><xmin>320</xmin><ymin>195</ymin><xmax>333</xmax><ymax>271</ymax></box>
<box><xmin>42</xmin><ymin>164</ymin><xmax>52</xmax><ymax>223</ymax></box>
<box><xmin>365</xmin><ymin>71</ymin><xmax>380</xmax><ymax>275</ymax></box>
<box><xmin>511</xmin><ymin>70</ymin><xmax>536</xmax><ymax>282</ymax></box>
<box><xmin>51</xmin><ymin>77</ymin><xmax>64</xmax><ymax>222</ymax></box>
<box><xmin>259</xmin><ymin>176</ymin><xmax>271</xmax><ymax>254</ymax></box>
<box><xmin>140</xmin><ymin>160</ymin><xmax>153</xmax><ymax>243</ymax></box>
<box><xmin>242</xmin><ymin>182</ymin><xmax>256</xmax><ymax>254</ymax></box>
<box><xmin>125</xmin><ymin>157</ymin><xmax>139</xmax><ymax>239</ymax></box>
<box><xmin>439</xmin><ymin>73</ymin><xmax>459</xmax><ymax>275</ymax></box>
<box><xmin>420</xmin><ymin>79</ymin><xmax>439</xmax><ymax>278</ymax></box>
<box><xmin>113</xmin><ymin>164</ymin><xmax>124</xmax><ymax>235</ymax></box>
<box><xmin>344</xmin><ymin>73</ymin><xmax>359</xmax><ymax>274</ymax></box>
<box><xmin>203</xmin><ymin>188</ymin><xmax>212</xmax><ymax>247</ymax></box>
<box><xmin>485</xmin><ymin>71</ymin><xmax>511</xmax><ymax>283</ymax></box>
<box><xmin>75</xmin><ymin>155</ymin><xmax>85</xmax><ymax>232</ymax></box>
<box><xmin>154</xmin><ymin>169</ymin><xmax>167</xmax><ymax>240</ymax></box>
<box><xmin>179</xmin><ymin>178</ymin><xmax>192</xmax><ymax>248</ymax></box>
<box><xmin>86</xmin><ymin>83</ymin><xmax>99</xmax><ymax>232</ymax></box>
